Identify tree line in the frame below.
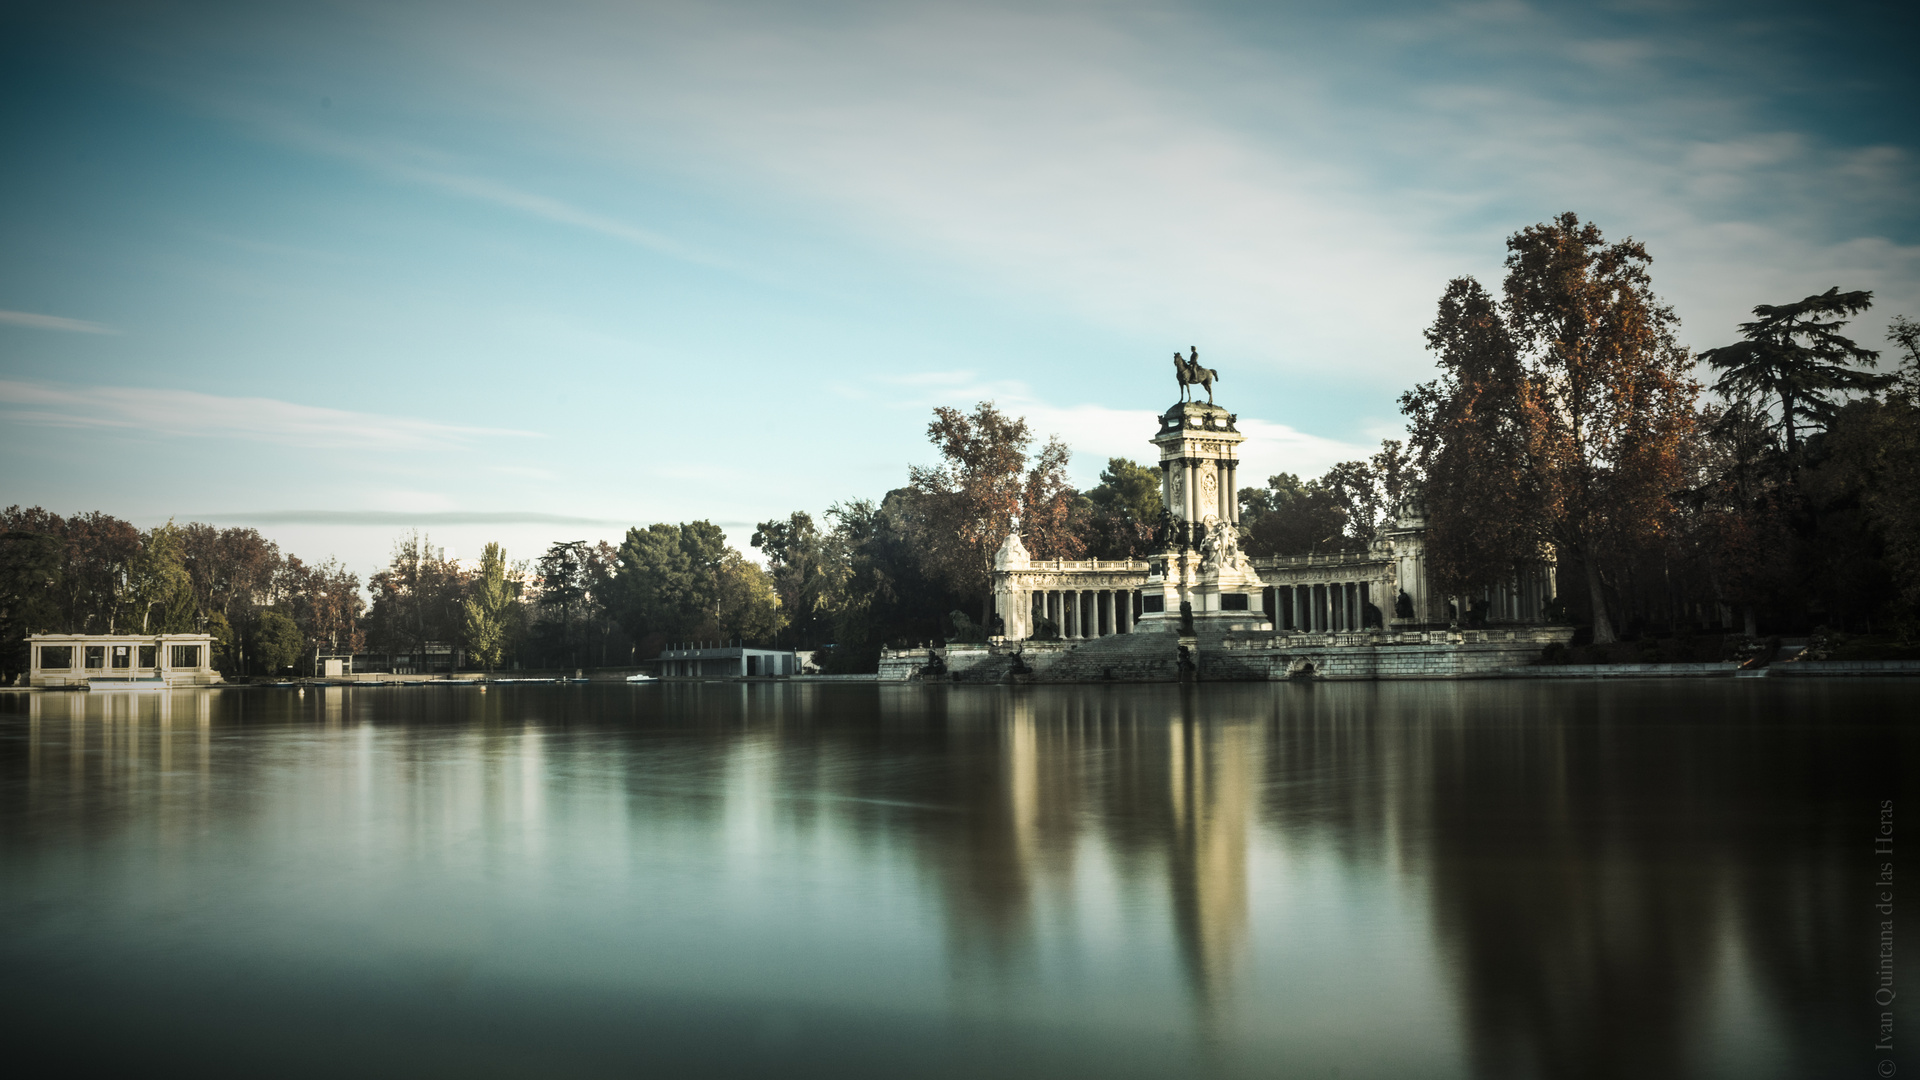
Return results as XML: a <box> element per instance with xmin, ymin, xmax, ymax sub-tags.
<box><xmin>4</xmin><ymin>213</ymin><xmax>1912</xmax><ymax>678</ymax></box>
<box><xmin>0</xmin><ymin>512</ymin><xmax>361</xmax><ymax>682</ymax></box>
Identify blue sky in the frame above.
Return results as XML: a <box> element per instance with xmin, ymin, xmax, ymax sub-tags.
<box><xmin>2</xmin><ymin>0</ymin><xmax>1915</xmax><ymax>577</ymax></box>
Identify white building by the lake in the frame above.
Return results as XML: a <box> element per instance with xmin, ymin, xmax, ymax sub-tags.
<box><xmin>27</xmin><ymin>633</ymin><xmax>222</xmax><ymax>688</ymax></box>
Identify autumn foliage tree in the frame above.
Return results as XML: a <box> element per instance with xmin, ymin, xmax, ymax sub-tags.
<box><xmin>1404</xmin><ymin>213</ymin><xmax>1698</xmax><ymax>643</ymax></box>
<box><xmin>908</xmin><ymin>402</ymin><xmax>1082</xmax><ymax>603</ymax></box>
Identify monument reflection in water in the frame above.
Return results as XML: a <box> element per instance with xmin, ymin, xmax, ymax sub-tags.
<box><xmin>0</xmin><ymin>682</ymin><xmax>1906</xmax><ymax>1078</ymax></box>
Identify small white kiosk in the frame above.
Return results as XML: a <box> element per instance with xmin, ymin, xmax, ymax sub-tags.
<box><xmin>28</xmin><ymin>633</ymin><xmax>223</xmax><ymax>688</ymax></box>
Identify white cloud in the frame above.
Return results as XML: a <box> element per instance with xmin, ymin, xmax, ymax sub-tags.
<box><xmin>401</xmin><ymin>0</ymin><xmax>1915</xmax><ymax>369</ymax></box>
<box><xmin>0</xmin><ymin>310</ymin><xmax>117</xmax><ymax>334</ymax></box>
<box><xmin>0</xmin><ymin>380</ymin><xmax>540</xmax><ymax>451</ymax></box>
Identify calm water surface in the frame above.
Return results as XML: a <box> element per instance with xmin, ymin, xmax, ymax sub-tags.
<box><xmin>1</xmin><ymin>681</ymin><xmax>1913</xmax><ymax>1078</ymax></box>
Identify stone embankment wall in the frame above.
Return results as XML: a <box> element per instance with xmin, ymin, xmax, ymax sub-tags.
<box><xmin>879</xmin><ymin>626</ymin><xmax>1576</xmax><ymax>683</ymax></box>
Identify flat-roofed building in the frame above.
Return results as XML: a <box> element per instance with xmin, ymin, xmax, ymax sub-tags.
<box><xmin>658</xmin><ymin>645</ymin><xmax>797</xmax><ymax>678</ymax></box>
<box><xmin>27</xmin><ymin>633</ymin><xmax>222</xmax><ymax>688</ymax></box>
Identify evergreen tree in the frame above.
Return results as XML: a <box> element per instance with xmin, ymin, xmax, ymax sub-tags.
<box><xmin>1699</xmin><ymin>288</ymin><xmax>1887</xmax><ymax>458</ymax></box>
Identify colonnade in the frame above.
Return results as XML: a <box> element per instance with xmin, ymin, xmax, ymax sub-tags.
<box><xmin>1023</xmin><ymin>588</ymin><xmax>1145</xmax><ymax>639</ymax></box>
<box><xmin>1264</xmin><ymin>582</ymin><xmax>1376</xmax><ymax>633</ymax></box>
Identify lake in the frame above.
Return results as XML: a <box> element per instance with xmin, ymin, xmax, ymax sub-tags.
<box><xmin>0</xmin><ymin>681</ymin><xmax>1912</xmax><ymax>1078</ymax></box>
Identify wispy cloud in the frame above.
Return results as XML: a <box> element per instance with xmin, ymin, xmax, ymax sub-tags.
<box><xmin>0</xmin><ymin>310</ymin><xmax>117</xmax><ymax>334</ymax></box>
<box><xmin>0</xmin><ymin>380</ymin><xmax>539</xmax><ymax>450</ymax></box>
<box><xmin>199</xmin><ymin>510</ymin><xmax>629</xmax><ymax>526</ymax></box>
<box><xmin>186</xmin><ymin>94</ymin><xmax>738</xmax><ymax>272</ymax></box>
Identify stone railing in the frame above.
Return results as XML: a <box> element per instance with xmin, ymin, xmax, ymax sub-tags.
<box><xmin>1218</xmin><ymin>626</ymin><xmax>1571</xmax><ymax>649</ymax></box>
<box><xmin>1247</xmin><ymin>550</ymin><xmax>1384</xmax><ymax>569</ymax></box>
<box><xmin>1020</xmin><ymin>558</ymin><xmax>1150</xmax><ymax>573</ymax></box>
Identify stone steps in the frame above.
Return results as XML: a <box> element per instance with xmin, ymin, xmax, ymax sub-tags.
<box><xmin>1029</xmin><ymin>631</ymin><xmax>1188</xmax><ymax>682</ymax></box>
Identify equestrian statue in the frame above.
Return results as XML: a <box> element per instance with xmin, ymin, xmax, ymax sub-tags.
<box><xmin>1173</xmin><ymin>346</ymin><xmax>1219</xmax><ymax>404</ymax></box>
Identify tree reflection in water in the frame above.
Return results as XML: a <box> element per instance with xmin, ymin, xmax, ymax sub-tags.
<box><xmin>2</xmin><ymin>681</ymin><xmax>1906</xmax><ymax>1078</ymax></box>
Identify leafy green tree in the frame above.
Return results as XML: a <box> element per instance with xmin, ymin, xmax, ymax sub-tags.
<box><xmin>535</xmin><ymin>540</ymin><xmax>591</xmax><ymax>666</ymax></box>
<box><xmin>752</xmin><ymin>511</ymin><xmax>846</xmax><ymax>647</ymax></box>
<box><xmin>1699</xmin><ymin>288</ymin><xmax>1887</xmax><ymax>458</ymax></box>
<box><xmin>205</xmin><ymin>611</ymin><xmax>238</xmax><ymax>672</ymax></box>
<box><xmin>714</xmin><ymin>550</ymin><xmax>786</xmax><ymax>644</ymax></box>
<box><xmin>249</xmin><ymin>609</ymin><xmax>305</xmax><ymax>675</ymax></box>
<box><xmin>0</xmin><ymin>526</ymin><xmax>62</xmax><ymax>683</ymax></box>
<box><xmin>1239</xmin><ymin>473</ymin><xmax>1347</xmax><ymax>556</ymax></box>
<box><xmin>1890</xmin><ymin>315</ymin><xmax>1920</xmax><ymax>399</ymax></box>
<box><xmin>1080</xmin><ymin>458</ymin><xmax>1164</xmax><ymax>559</ymax></box>
<box><xmin>815</xmin><ymin>493</ymin><xmax>955</xmax><ymax>671</ymax></box>
<box><xmin>365</xmin><ymin>533</ymin><xmax>460</xmax><ymax>659</ymax></box>
<box><xmin>58</xmin><ymin>511</ymin><xmax>142</xmax><ymax>633</ymax></box>
<box><xmin>463</xmin><ymin>542</ymin><xmax>515</xmax><ymax>671</ymax></box>
<box><xmin>129</xmin><ymin>521</ymin><xmax>196</xmax><ymax>633</ymax></box>
<box><xmin>612</xmin><ymin>521</ymin><xmax>784</xmax><ymax>646</ymax></box>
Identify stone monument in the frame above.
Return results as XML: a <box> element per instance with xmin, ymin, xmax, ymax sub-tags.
<box><xmin>1137</xmin><ymin>355</ymin><xmax>1272</xmax><ymax>633</ymax></box>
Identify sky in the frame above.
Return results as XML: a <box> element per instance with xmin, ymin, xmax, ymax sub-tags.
<box><xmin>1</xmin><ymin>0</ymin><xmax>1915</xmax><ymax>579</ymax></box>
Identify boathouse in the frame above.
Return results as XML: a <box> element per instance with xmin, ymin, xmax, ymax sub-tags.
<box><xmin>27</xmin><ymin>632</ymin><xmax>223</xmax><ymax>688</ymax></box>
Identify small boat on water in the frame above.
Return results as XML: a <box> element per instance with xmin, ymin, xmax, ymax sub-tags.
<box><xmin>625</xmin><ymin>673</ymin><xmax>657</xmax><ymax>683</ymax></box>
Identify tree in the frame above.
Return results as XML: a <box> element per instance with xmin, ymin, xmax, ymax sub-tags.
<box><xmin>1699</xmin><ymin>288</ymin><xmax>1887</xmax><ymax>457</ymax></box>
<box><xmin>610</xmin><ymin>521</ymin><xmax>782</xmax><ymax>647</ymax></box>
<box><xmin>1890</xmin><ymin>315</ymin><xmax>1920</xmax><ymax>399</ymax></box>
<box><xmin>463</xmin><ymin>542</ymin><xmax>515</xmax><ymax>671</ymax></box>
<box><xmin>713</xmin><ymin>551</ymin><xmax>786</xmax><ymax>644</ymax></box>
<box><xmin>1401</xmin><ymin>276</ymin><xmax>1547</xmax><ymax>597</ymax></box>
<box><xmin>250</xmin><ymin>609</ymin><xmax>305</xmax><ymax>675</ymax></box>
<box><xmin>908</xmin><ymin>401</ymin><xmax>1082</xmax><ymax>603</ymax></box>
<box><xmin>535</xmin><ymin>540</ymin><xmax>591</xmax><ymax>666</ymax></box>
<box><xmin>59</xmin><ymin>511</ymin><xmax>142</xmax><ymax>633</ymax></box>
<box><xmin>1239</xmin><ymin>473</ymin><xmax>1347</xmax><ymax>556</ymax></box>
<box><xmin>752</xmin><ymin>511</ymin><xmax>845</xmax><ymax>647</ymax></box>
<box><xmin>365</xmin><ymin>533</ymin><xmax>462</xmax><ymax>660</ymax></box>
<box><xmin>814</xmin><ymin>493</ymin><xmax>954</xmax><ymax>671</ymax></box>
<box><xmin>1080</xmin><ymin>458</ymin><xmax>1164</xmax><ymax>559</ymax></box>
<box><xmin>130</xmin><ymin>522</ymin><xmax>197</xmax><ymax>634</ymax></box>
<box><xmin>1405</xmin><ymin>214</ymin><xmax>1698</xmax><ymax>643</ymax></box>
<box><xmin>179</xmin><ymin>524</ymin><xmax>282</xmax><ymax>674</ymax></box>
<box><xmin>0</xmin><ymin>525</ymin><xmax>62</xmax><ymax>683</ymax></box>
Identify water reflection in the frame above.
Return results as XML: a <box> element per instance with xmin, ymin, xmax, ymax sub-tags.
<box><xmin>0</xmin><ymin>682</ymin><xmax>1908</xmax><ymax>1078</ymax></box>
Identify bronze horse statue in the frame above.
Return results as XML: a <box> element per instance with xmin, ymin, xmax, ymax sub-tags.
<box><xmin>1174</xmin><ymin>346</ymin><xmax>1219</xmax><ymax>404</ymax></box>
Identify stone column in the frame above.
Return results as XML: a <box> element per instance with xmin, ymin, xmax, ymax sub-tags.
<box><xmin>1102</xmin><ymin>590</ymin><xmax>1114</xmax><ymax>637</ymax></box>
<box><xmin>1185</xmin><ymin>458</ymin><xmax>1198</xmax><ymax>526</ymax></box>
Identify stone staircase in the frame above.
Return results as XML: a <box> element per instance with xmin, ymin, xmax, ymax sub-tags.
<box><xmin>949</xmin><ymin>651</ymin><xmax>1018</xmax><ymax>684</ymax></box>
